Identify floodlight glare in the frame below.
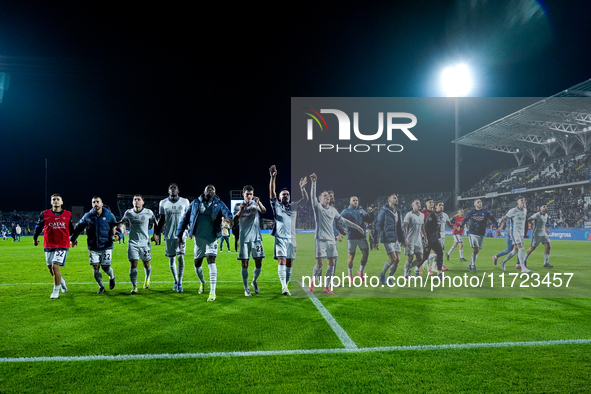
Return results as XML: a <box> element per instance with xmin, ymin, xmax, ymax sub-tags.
<box><xmin>441</xmin><ymin>64</ymin><xmax>472</xmax><ymax>97</ymax></box>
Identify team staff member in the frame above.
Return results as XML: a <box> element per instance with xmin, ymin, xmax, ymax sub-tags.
<box><xmin>71</xmin><ymin>196</ymin><xmax>119</xmax><ymax>294</ymax></box>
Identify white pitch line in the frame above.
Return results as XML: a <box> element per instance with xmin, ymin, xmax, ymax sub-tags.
<box><xmin>297</xmin><ymin>281</ymin><xmax>358</xmax><ymax>349</ymax></box>
<box><xmin>1</xmin><ymin>339</ymin><xmax>589</xmax><ymax>363</ymax></box>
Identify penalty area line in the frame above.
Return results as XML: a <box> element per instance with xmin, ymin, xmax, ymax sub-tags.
<box><xmin>1</xmin><ymin>339</ymin><xmax>590</xmax><ymax>363</ymax></box>
<box><xmin>296</xmin><ymin>280</ymin><xmax>358</xmax><ymax>349</ymax></box>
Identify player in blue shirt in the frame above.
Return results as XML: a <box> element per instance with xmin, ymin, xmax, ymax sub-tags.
<box><xmin>459</xmin><ymin>199</ymin><xmax>498</xmax><ymax>272</ymax></box>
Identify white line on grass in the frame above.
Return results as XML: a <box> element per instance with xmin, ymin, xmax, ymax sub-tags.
<box><xmin>1</xmin><ymin>339</ymin><xmax>590</xmax><ymax>363</ymax></box>
<box><xmin>296</xmin><ymin>280</ymin><xmax>358</xmax><ymax>349</ymax></box>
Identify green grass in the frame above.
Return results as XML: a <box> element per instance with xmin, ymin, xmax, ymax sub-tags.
<box><xmin>0</xmin><ymin>235</ymin><xmax>590</xmax><ymax>393</ymax></box>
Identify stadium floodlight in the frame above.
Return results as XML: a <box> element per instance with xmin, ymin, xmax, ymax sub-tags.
<box><xmin>441</xmin><ymin>64</ymin><xmax>472</xmax><ymax>97</ymax></box>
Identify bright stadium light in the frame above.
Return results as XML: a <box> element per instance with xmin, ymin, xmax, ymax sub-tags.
<box><xmin>441</xmin><ymin>64</ymin><xmax>472</xmax><ymax>97</ymax></box>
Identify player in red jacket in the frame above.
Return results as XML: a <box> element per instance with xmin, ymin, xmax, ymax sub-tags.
<box><xmin>33</xmin><ymin>194</ymin><xmax>75</xmax><ymax>299</ymax></box>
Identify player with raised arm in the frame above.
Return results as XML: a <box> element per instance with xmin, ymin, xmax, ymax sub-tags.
<box><xmin>71</xmin><ymin>197</ymin><xmax>118</xmax><ymax>294</ymax></box>
<box><xmin>154</xmin><ymin>184</ymin><xmax>190</xmax><ymax>292</ymax></box>
<box><xmin>309</xmin><ymin>173</ymin><xmax>364</xmax><ymax>294</ymax></box>
<box><xmin>523</xmin><ymin>203</ymin><xmax>553</xmax><ymax>268</ymax></box>
<box><xmin>376</xmin><ymin>194</ymin><xmax>405</xmax><ymax>285</ymax></box>
<box><xmin>235</xmin><ymin>185</ymin><xmax>267</xmax><ymax>297</ymax></box>
<box><xmin>341</xmin><ymin>196</ymin><xmax>374</xmax><ymax>281</ymax></box>
<box><xmin>458</xmin><ymin>199</ymin><xmax>498</xmax><ymax>272</ymax></box>
<box><xmin>446</xmin><ymin>209</ymin><xmax>468</xmax><ymax>262</ymax></box>
<box><xmin>178</xmin><ymin>184</ymin><xmax>233</xmax><ymax>301</ymax></box>
<box><xmin>120</xmin><ymin>195</ymin><xmax>157</xmax><ymax>293</ymax></box>
<box><xmin>33</xmin><ymin>194</ymin><xmax>75</xmax><ymax>299</ymax></box>
<box><xmin>403</xmin><ymin>199</ymin><xmax>426</xmax><ymax>278</ymax></box>
<box><xmin>496</xmin><ymin>196</ymin><xmax>531</xmax><ymax>273</ymax></box>
<box><xmin>426</xmin><ymin>202</ymin><xmax>453</xmax><ymax>276</ymax></box>
<box><xmin>269</xmin><ymin>165</ymin><xmax>309</xmax><ymax>295</ymax></box>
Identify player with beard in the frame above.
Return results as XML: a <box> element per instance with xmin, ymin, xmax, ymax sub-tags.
<box><xmin>177</xmin><ymin>185</ymin><xmax>233</xmax><ymax>301</ymax></box>
<box><xmin>376</xmin><ymin>193</ymin><xmax>405</xmax><ymax>285</ymax></box>
<box><xmin>523</xmin><ymin>203</ymin><xmax>553</xmax><ymax>269</ymax></box>
<box><xmin>154</xmin><ymin>184</ymin><xmax>190</xmax><ymax>292</ymax></box>
<box><xmin>496</xmin><ymin>196</ymin><xmax>532</xmax><ymax>274</ymax></box>
<box><xmin>269</xmin><ymin>165</ymin><xmax>309</xmax><ymax>295</ymax></box>
<box><xmin>459</xmin><ymin>199</ymin><xmax>498</xmax><ymax>272</ymax></box>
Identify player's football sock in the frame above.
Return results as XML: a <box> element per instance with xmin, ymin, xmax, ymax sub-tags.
<box><xmin>130</xmin><ymin>268</ymin><xmax>138</xmax><ymax>287</ymax></box>
<box><xmin>105</xmin><ymin>267</ymin><xmax>115</xmax><ymax>280</ymax></box>
<box><xmin>242</xmin><ymin>267</ymin><xmax>249</xmax><ymax>289</ymax></box>
<box><xmin>325</xmin><ymin>265</ymin><xmax>335</xmax><ymax>290</ymax></box>
<box><xmin>348</xmin><ymin>268</ymin><xmax>353</xmax><ymax>276</ymax></box>
<box><xmin>209</xmin><ymin>263</ymin><xmax>217</xmax><ymax>294</ymax></box>
<box><xmin>60</xmin><ymin>278</ymin><xmax>68</xmax><ymax>293</ymax></box>
<box><xmin>388</xmin><ymin>263</ymin><xmax>398</xmax><ymax>276</ymax></box>
<box><xmin>278</xmin><ymin>265</ymin><xmax>287</xmax><ymax>288</ymax></box>
<box><xmin>459</xmin><ymin>249</ymin><xmax>464</xmax><ymax>259</ymax></box>
<box><xmin>93</xmin><ymin>269</ymin><xmax>104</xmax><ymax>288</ymax></box>
<box><xmin>447</xmin><ymin>245</ymin><xmax>455</xmax><ymax>255</ymax></box>
<box><xmin>404</xmin><ymin>260</ymin><xmax>411</xmax><ymax>277</ymax></box>
<box><xmin>380</xmin><ymin>261</ymin><xmax>390</xmax><ymax>277</ymax></box>
<box><xmin>518</xmin><ymin>249</ymin><xmax>525</xmax><ymax>268</ymax></box>
<box><xmin>429</xmin><ymin>254</ymin><xmax>436</xmax><ymax>270</ymax></box>
<box><xmin>543</xmin><ymin>254</ymin><xmax>550</xmax><ymax>265</ymax></box>
<box><xmin>501</xmin><ymin>249</ymin><xmax>517</xmax><ymax>265</ymax></box>
<box><xmin>285</xmin><ymin>266</ymin><xmax>292</xmax><ymax>284</ymax></box>
<box><xmin>253</xmin><ymin>267</ymin><xmax>261</xmax><ymax>284</ymax></box>
<box><xmin>359</xmin><ymin>263</ymin><xmax>367</xmax><ymax>273</ymax></box>
<box><xmin>195</xmin><ymin>266</ymin><xmax>206</xmax><ymax>284</ymax></box>
<box><xmin>523</xmin><ymin>252</ymin><xmax>531</xmax><ymax>265</ymax></box>
<box><xmin>144</xmin><ymin>266</ymin><xmax>152</xmax><ymax>281</ymax></box>
<box><xmin>178</xmin><ymin>255</ymin><xmax>185</xmax><ymax>285</ymax></box>
<box><xmin>169</xmin><ymin>257</ymin><xmax>178</xmax><ymax>284</ymax></box>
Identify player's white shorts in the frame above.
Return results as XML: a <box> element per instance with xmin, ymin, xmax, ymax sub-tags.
<box><xmin>45</xmin><ymin>249</ymin><xmax>68</xmax><ymax>266</ymax></box>
<box><xmin>315</xmin><ymin>239</ymin><xmax>338</xmax><ymax>259</ymax></box>
<box><xmin>89</xmin><ymin>249</ymin><xmax>113</xmax><ymax>266</ymax></box>
<box><xmin>347</xmin><ymin>238</ymin><xmax>369</xmax><ymax>254</ymax></box>
<box><xmin>128</xmin><ymin>243</ymin><xmax>152</xmax><ymax>261</ymax></box>
<box><xmin>194</xmin><ymin>237</ymin><xmax>218</xmax><ymax>259</ymax></box>
<box><xmin>453</xmin><ymin>234</ymin><xmax>463</xmax><ymax>243</ymax></box>
<box><xmin>405</xmin><ymin>243</ymin><xmax>423</xmax><ymax>256</ymax></box>
<box><xmin>469</xmin><ymin>234</ymin><xmax>485</xmax><ymax>250</ymax></box>
<box><xmin>238</xmin><ymin>239</ymin><xmax>265</xmax><ymax>260</ymax></box>
<box><xmin>274</xmin><ymin>237</ymin><xmax>293</xmax><ymax>260</ymax></box>
<box><xmin>531</xmin><ymin>234</ymin><xmax>550</xmax><ymax>248</ymax></box>
<box><xmin>165</xmin><ymin>237</ymin><xmax>186</xmax><ymax>257</ymax></box>
<box><xmin>383</xmin><ymin>242</ymin><xmax>401</xmax><ymax>255</ymax></box>
<box><xmin>508</xmin><ymin>230</ymin><xmax>524</xmax><ymax>247</ymax></box>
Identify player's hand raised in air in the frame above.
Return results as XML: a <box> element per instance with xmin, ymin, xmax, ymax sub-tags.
<box><xmin>269</xmin><ymin>165</ymin><xmax>277</xmax><ymax>177</ymax></box>
<box><xmin>310</xmin><ymin>173</ymin><xmax>317</xmax><ymax>182</ymax></box>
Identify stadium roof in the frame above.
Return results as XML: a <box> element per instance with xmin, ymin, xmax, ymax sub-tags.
<box><xmin>453</xmin><ymin>79</ymin><xmax>591</xmax><ymax>164</ymax></box>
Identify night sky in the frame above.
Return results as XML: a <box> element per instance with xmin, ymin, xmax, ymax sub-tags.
<box><xmin>1</xmin><ymin>0</ymin><xmax>591</xmax><ymax>213</ymax></box>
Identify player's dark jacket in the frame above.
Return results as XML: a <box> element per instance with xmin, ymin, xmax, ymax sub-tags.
<box><xmin>424</xmin><ymin>212</ymin><xmax>441</xmax><ymax>243</ymax></box>
<box><xmin>71</xmin><ymin>208</ymin><xmax>118</xmax><ymax>251</ymax></box>
<box><xmin>340</xmin><ymin>205</ymin><xmax>374</xmax><ymax>240</ymax></box>
<box><xmin>177</xmin><ymin>195</ymin><xmax>232</xmax><ymax>239</ymax></box>
<box><xmin>376</xmin><ymin>204</ymin><xmax>405</xmax><ymax>244</ymax></box>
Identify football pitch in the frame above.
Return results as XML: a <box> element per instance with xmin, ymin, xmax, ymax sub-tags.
<box><xmin>1</xmin><ymin>234</ymin><xmax>590</xmax><ymax>393</ymax></box>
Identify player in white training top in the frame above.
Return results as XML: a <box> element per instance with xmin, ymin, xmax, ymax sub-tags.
<box><xmin>234</xmin><ymin>185</ymin><xmax>267</xmax><ymax>297</ymax></box>
<box><xmin>269</xmin><ymin>165</ymin><xmax>309</xmax><ymax>296</ymax></box>
<box><xmin>154</xmin><ymin>183</ymin><xmax>190</xmax><ymax>293</ymax></box>
<box><xmin>403</xmin><ymin>199</ymin><xmax>426</xmax><ymax>278</ymax></box>
<box><xmin>496</xmin><ymin>196</ymin><xmax>531</xmax><ymax>273</ymax></box>
<box><xmin>120</xmin><ymin>194</ymin><xmax>157</xmax><ymax>293</ymax></box>
<box><xmin>308</xmin><ymin>173</ymin><xmax>363</xmax><ymax>294</ymax></box>
<box><xmin>523</xmin><ymin>203</ymin><xmax>553</xmax><ymax>269</ymax></box>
